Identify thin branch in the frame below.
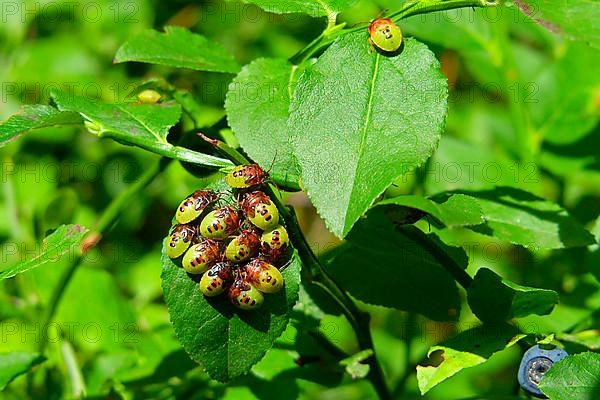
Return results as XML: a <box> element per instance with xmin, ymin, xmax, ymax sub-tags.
<box><xmin>200</xmin><ymin>136</ymin><xmax>392</xmax><ymax>400</ymax></box>
<box><xmin>289</xmin><ymin>0</ymin><xmax>497</xmax><ymax>65</ymax></box>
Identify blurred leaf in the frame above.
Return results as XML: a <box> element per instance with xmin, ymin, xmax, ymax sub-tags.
<box><xmin>327</xmin><ymin>211</ymin><xmax>461</xmax><ymax>321</ymax></box>
<box><xmin>539</xmin><ymin>352</ymin><xmax>600</xmax><ymax>400</ymax></box>
<box><xmin>557</xmin><ymin>330</ymin><xmax>600</xmax><ymax>351</ymax></box>
<box><xmin>0</xmin><ymin>224</ymin><xmax>88</xmax><ymax>280</ymax></box>
<box><xmin>50</xmin><ymin>91</ymin><xmax>231</xmax><ymax>168</ymax></box>
<box><xmin>514</xmin><ymin>0</ymin><xmax>600</xmax><ymax>48</ymax></box>
<box><xmin>467</xmin><ymin>267</ymin><xmax>558</xmax><ymax>322</ymax></box>
<box><xmin>289</xmin><ymin>34</ymin><xmax>447</xmax><ymax>238</ymax></box>
<box><xmin>42</xmin><ymin>188</ymin><xmax>79</xmax><ymax>233</ymax></box>
<box><xmin>402</xmin><ymin>7</ymin><xmax>493</xmax><ymax>51</ymax></box>
<box><xmin>586</xmin><ymin>214</ymin><xmax>600</xmax><ymax>282</ymax></box>
<box><xmin>114</xmin><ymin>26</ymin><xmax>240</xmax><ymax>73</ymax></box>
<box><xmin>233</xmin><ymin>0</ymin><xmax>358</xmax><ymax>17</ymax></box>
<box><xmin>161</xmin><ymin>249</ymin><xmax>301</xmax><ymax>382</ymax></box>
<box><xmin>461</xmin><ymin>186</ymin><xmax>596</xmax><ymax>248</ymax></box>
<box><xmin>378</xmin><ymin>193</ymin><xmax>484</xmax><ymax>227</ymax></box>
<box><xmin>0</xmin><ymin>105</ymin><xmax>81</xmax><ymax>147</ymax></box>
<box><xmin>416</xmin><ymin>324</ymin><xmax>525</xmax><ymax>394</ymax></box>
<box><xmin>225</xmin><ymin>58</ymin><xmax>300</xmax><ymax>183</ymax></box>
<box><xmin>56</xmin><ymin>267</ymin><xmax>138</xmax><ymax>351</ymax></box>
<box><xmin>0</xmin><ymin>352</ymin><xmax>45</xmax><ymax>390</ymax></box>
<box><xmin>424</xmin><ymin>136</ymin><xmax>541</xmax><ymax>193</ymax></box>
<box><xmin>339</xmin><ymin>349</ymin><xmax>372</xmax><ymax>379</ymax></box>
<box><xmin>532</xmin><ymin>43</ymin><xmax>600</xmax><ymax>144</ymax></box>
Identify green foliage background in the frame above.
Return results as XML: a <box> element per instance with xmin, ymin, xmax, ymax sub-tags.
<box><xmin>0</xmin><ymin>0</ymin><xmax>599</xmax><ymax>399</ymax></box>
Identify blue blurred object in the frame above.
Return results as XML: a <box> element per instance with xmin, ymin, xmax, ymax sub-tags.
<box><xmin>518</xmin><ymin>345</ymin><xmax>569</xmax><ymax>398</ymax></box>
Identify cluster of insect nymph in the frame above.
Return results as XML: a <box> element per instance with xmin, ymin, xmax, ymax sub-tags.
<box><xmin>166</xmin><ymin>163</ymin><xmax>289</xmax><ymax>311</ymax></box>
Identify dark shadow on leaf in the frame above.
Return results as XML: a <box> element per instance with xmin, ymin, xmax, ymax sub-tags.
<box><xmin>542</xmin><ymin>126</ymin><xmax>600</xmax><ymax>172</ymax></box>
<box><xmin>453</xmin><ymin>186</ymin><xmax>595</xmax><ymax>248</ymax></box>
<box><xmin>124</xmin><ymin>349</ymin><xmax>198</xmax><ymax>387</ymax></box>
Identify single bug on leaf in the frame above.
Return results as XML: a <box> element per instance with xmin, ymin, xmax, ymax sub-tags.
<box><xmin>225</xmin><ymin>229</ymin><xmax>260</xmax><ymax>263</ymax></box>
<box><xmin>175</xmin><ymin>189</ymin><xmax>219</xmax><ymax>224</ymax></box>
<box><xmin>200</xmin><ymin>262</ymin><xmax>232</xmax><ymax>297</ymax></box>
<box><xmin>137</xmin><ymin>89</ymin><xmax>162</xmax><ymax>104</ymax></box>
<box><xmin>239</xmin><ymin>191</ymin><xmax>279</xmax><ymax>231</ymax></box>
<box><xmin>228</xmin><ymin>273</ymin><xmax>264</xmax><ymax>310</ymax></box>
<box><xmin>199</xmin><ymin>206</ymin><xmax>240</xmax><ymax>240</ymax></box>
<box><xmin>182</xmin><ymin>239</ymin><xmax>221</xmax><ymax>274</ymax></box>
<box><xmin>165</xmin><ymin>224</ymin><xmax>197</xmax><ymax>259</ymax></box>
<box><xmin>225</xmin><ymin>164</ymin><xmax>269</xmax><ymax>189</ymax></box>
<box><xmin>368</xmin><ymin>18</ymin><xmax>403</xmax><ymax>53</ymax></box>
<box><xmin>245</xmin><ymin>259</ymin><xmax>284</xmax><ymax>294</ymax></box>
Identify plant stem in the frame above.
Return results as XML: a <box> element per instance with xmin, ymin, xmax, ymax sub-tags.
<box><xmin>403</xmin><ymin>227</ymin><xmax>473</xmax><ymax>289</ymax></box>
<box><xmin>38</xmin><ymin>158</ymin><xmax>169</xmax><ymax>352</ymax></box>
<box><xmin>393</xmin><ymin>312</ymin><xmax>417</xmax><ymax>396</ymax></box>
<box><xmin>289</xmin><ymin>0</ymin><xmax>497</xmax><ymax>65</ymax></box>
<box><xmin>491</xmin><ymin>17</ymin><xmax>534</xmax><ymax>162</ymax></box>
<box><xmin>197</xmin><ymin>132</ymin><xmax>302</xmax><ymax>191</ymax></box>
<box><xmin>60</xmin><ymin>340</ymin><xmax>86</xmax><ymax>398</ymax></box>
<box><xmin>388</xmin><ymin>0</ymin><xmax>498</xmax><ymax>20</ymax></box>
<box><xmin>201</xmin><ymin>136</ymin><xmax>392</xmax><ymax>400</ymax></box>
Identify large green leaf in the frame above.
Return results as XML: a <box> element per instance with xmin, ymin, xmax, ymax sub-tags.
<box><xmin>161</xmin><ymin>249</ymin><xmax>301</xmax><ymax>382</ymax></box>
<box><xmin>0</xmin><ymin>224</ymin><xmax>88</xmax><ymax>280</ymax></box>
<box><xmin>416</xmin><ymin>324</ymin><xmax>525</xmax><ymax>394</ymax></box>
<box><xmin>532</xmin><ymin>43</ymin><xmax>600</xmax><ymax>144</ymax></box>
<box><xmin>539</xmin><ymin>352</ymin><xmax>600</xmax><ymax>400</ymax></box>
<box><xmin>224</xmin><ymin>58</ymin><xmax>300</xmax><ymax>183</ymax></box>
<box><xmin>0</xmin><ymin>352</ymin><xmax>45</xmax><ymax>390</ymax></box>
<box><xmin>289</xmin><ymin>34</ymin><xmax>448</xmax><ymax>238</ymax></box>
<box><xmin>514</xmin><ymin>0</ymin><xmax>600</xmax><ymax>48</ymax></box>
<box><xmin>232</xmin><ymin>0</ymin><xmax>358</xmax><ymax>17</ymax></box>
<box><xmin>377</xmin><ymin>193</ymin><xmax>484</xmax><ymax>227</ymax></box>
<box><xmin>50</xmin><ymin>91</ymin><xmax>231</xmax><ymax>168</ymax></box>
<box><xmin>114</xmin><ymin>26</ymin><xmax>240</xmax><ymax>73</ymax></box>
<box><xmin>327</xmin><ymin>210</ymin><xmax>461</xmax><ymax>321</ymax></box>
<box><xmin>0</xmin><ymin>105</ymin><xmax>81</xmax><ymax>147</ymax></box>
<box><xmin>460</xmin><ymin>187</ymin><xmax>596</xmax><ymax>249</ymax></box>
<box><xmin>467</xmin><ymin>267</ymin><xmax>558</xmax><ymax>322</ymax></box>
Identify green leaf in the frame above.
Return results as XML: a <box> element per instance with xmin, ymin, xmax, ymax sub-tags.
<box><xmin>161</xmin><ymin>249</ymin><xmax>301</xmax><ymax>382</ymax></box>
<box><xmin>0</xmin><ymin>224</ymin><xmax>88</xmax><ymax>280</ymax></box>
<box><xmin>327</xmin><ymin>210</ymin><xmax>461</xmax><ymax>321</ymax></box>
<box><xmin>424</xmin><ymin>136</ymin><xmax>542</xmax><ymax>194</ymax></box>
<box><xmin>515</xmin><ymin>0</ymin><xmax>600</xmax><ymax>48</ymax></box>
<box><xmin>0</xmin><ymin>105</ymin><xmax>81</xmax><ymax>147</ymax></box>
<box><xmin>416</xmin><ymin>324</ymin><xmax>525</xmax><ymax>394</ymax></box>
<box><xmin>557</xmin><ymin>330</ymin><xmax>600</xmax><ymax>351</ymax></box>
<box><xmin>114</xmin><ymin>26</ymin><xmax>240</xmax><ymax>73</ymax></box>
<box><xmin>377</xmin><ymin>193</ymin><xmax>484</xmax><ymax>227</ymax></box>
<box><xmin>585</xmin><ymin>214</ymin><xmax>600</xmax><ymax>282</ymax></box>
<box><xmin>467</xmin><ymin>267</ymin><xmax>558</xmax><ymax>323</ymax></box>
<box><xmin>532</xmin><ymin>43</ymin><xmax>600</xmax><ymax>144</ymax></box>
<box><xmin>0</xmin><ymin>352</ymin><xmax>45</xmax><ymax>390</ymax></box>
<box><xmin>339</xmin><ymin>349</ymin><xmax>372</xmax><ymax>379</ymax></box>
<box><xmin>289</xmin><ymin>34</ymin><xmax>448</xmax><ymax>238</ymax></box>
<box><xmin>539</xmin><ymin>352</ymin><xmax>600</xmax><ymax>400</ymax></box>
<box><xmin>460</xmin><ymin>186</ymin><xmax>596</xmax><ymax>249</ymax></box>
<box><xmin>232</xmin><ymin>0</ymin><xmax>358</xmax><ymax>17</ymax></box>
<box><xmin>224</xmin><ymin>58</ymin><xmax>300</xmax><ymax>184</ymax></box>
<box><xmin>50</xmin><ymin>91</ymin><xmax>232</xmax><ymax>168</ymax></box>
